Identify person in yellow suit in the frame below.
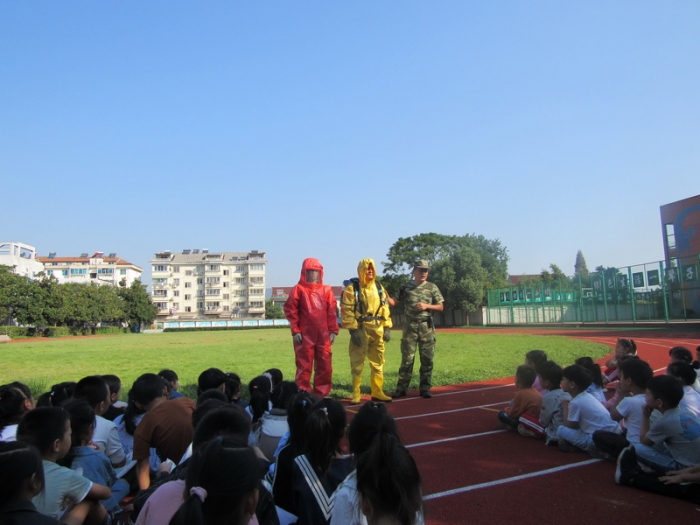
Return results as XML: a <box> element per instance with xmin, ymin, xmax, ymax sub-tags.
<box><xmin>341</xmin><ymin>258</ymin><xmax>393</xmax><ymax>404</ymax></box>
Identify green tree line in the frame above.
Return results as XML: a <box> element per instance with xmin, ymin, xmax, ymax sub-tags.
<box><xmin>0</xmin><ymin>266</ymin><xmax>157</xmax><ymax>329</ymax></box>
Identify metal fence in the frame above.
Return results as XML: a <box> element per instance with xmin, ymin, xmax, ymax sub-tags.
<box><xmin>487</xmin><ymin>255</ymin><xmax>700</xmax><ymax>324</ymax></box>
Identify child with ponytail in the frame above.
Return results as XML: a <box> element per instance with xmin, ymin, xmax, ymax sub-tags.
<box><xmin>0</xmin><ymin>381</ymin><xmax>34</xmax><ymax>442</ymax></box>
<box><xmin>169</xmin><ymin>435</ymin><xmax>260</xmax><ymax>525</ymax></box>
<box><xmin>292</xmin><ymin>398</ymin><xmax>353</xmax><ymax>525</ymax></box>
<box><xmin>356</xmin><ymin>431</ymin><xmax>423</xmax><ymax>525</ymax></box>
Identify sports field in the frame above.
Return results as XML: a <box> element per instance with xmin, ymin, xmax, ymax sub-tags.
<box><xmin>1</xmin><ymin>328</ymin><xmax>611</xmax><ymax>399</ymax></box>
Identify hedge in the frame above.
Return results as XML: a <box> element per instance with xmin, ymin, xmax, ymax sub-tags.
<box><xmin>0</xmin><ymin>326</ymin><xmax>128</xmax><ymax>339</ymax></box>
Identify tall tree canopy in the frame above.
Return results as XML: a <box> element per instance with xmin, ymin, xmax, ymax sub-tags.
<box><xmin>382</xmin><ymin>233</ymin><xmax>509</xmax><ymax>312</ymax></box>
<box><xmin>574</xmin><ymin>250</ymin><xmax>589</xmax><ymax>276</ymax></box>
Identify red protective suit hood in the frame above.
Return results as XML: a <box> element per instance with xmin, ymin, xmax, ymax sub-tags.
<box><xmin>298</xmin><ymin>258</ymin><xmax>325</xmax><ymax>288</ymax></box>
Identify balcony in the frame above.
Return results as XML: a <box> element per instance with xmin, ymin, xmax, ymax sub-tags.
<box><xmin>152</xmin><ymin>282</ymin><xmax>168</xmax><ymax>289</ymax></box>
<box><xmin>248</xmin><ymin>307</ymin><xmax>265</xmax><ymax>314</ymax></box>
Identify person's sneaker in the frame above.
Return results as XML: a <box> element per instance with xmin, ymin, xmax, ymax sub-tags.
<box><xmin>420</xmin><ymin>390</ymin><xmax>432</xmax><ymax>399</ymax></box>
<box><xmin>615</xmin><ymin>445</ymin><xmax>638</xmax><ymax>485</ymax></box>
<box><xmin>517</xmin><ymin>424</ymin><xmax>536</xmax><ymax>438</ymax></box>
<box><xmin>391</xmin><ymin>390</ymin><xmax>406</xmax><ymax>399</ymax></box>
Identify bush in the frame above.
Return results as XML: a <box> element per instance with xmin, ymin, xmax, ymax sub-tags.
<box><xmin>0</xmin><ymin>325</ymin><xmax>127</xmax><ymax>339</ymax></box>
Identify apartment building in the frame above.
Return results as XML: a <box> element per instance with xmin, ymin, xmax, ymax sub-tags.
<box><xmin>36</xmin><ymin>251</ymin><xmax>143</xmax><ymax>287</ymax></box>
<box><xmin>150</xmin><ymin>249</ymin><xmax>267</xmax><ymax>320</ymax></box>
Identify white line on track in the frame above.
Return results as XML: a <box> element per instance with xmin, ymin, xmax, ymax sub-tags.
<box><xmin>394</xmin><ymin>401</ymin><xmax>505</xmax><ymax>420</ymax></box>
<box><xmin>406</xmin><ymin>429</ymin><xmax>507</xmax><ymax>449</ymax></box>
<box><xmin>391</xmin><ymin>383</ymin><xmax>515</xmax><ymax>403</ymax></box>
<box><xmin>423</xmin><ymin>458</ymin><xmax>602</xmax><ymax>500</ymax></box>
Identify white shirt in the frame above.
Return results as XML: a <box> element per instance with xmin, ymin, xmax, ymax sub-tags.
<box><xmin>680</xmin><ymin>385</ymin><xmax>700</xmax><ymax>419</ymax></box>
<box><xmin>0</xmin><ymin>423</ymin><xmax>18</xmax><ymax>442</ymax></box>
<box><xmin>568</xmin><ymin>392</ymin><xmax>619</xmax><ymax>434</ymax></box>
<box><xmin>615</xmin><ymin>393</ymin><xmax>647</xmax><ymax>443</ymax></box>
<box><xmin>93</xmin><ymin>415</ymin><xmax>127</xmax><ymax>466</ymax></box>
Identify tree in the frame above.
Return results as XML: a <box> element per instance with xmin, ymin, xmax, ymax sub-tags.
<box><xmin>430</xmin><ymin>246</ymin><xmax>488</xmax><ymax>312</ymax></box>
<box><xmin>383</xmin><ymin>233</ymin><xmax>509</xmax><ymax>309</ymax></box>
<box><xmin>574</xmin><ymin>250</ymin><xmax>589</xmax><ymax>277</ymax></box>
<box><xmin>118</xmin><ymin>280</ymin><xmax>158</xmax><ymax>328</ymax></box>
<box><xmin>265</xmin><ymin>299</ymin><xmax>285</xmax><ymax>319</ymax></box>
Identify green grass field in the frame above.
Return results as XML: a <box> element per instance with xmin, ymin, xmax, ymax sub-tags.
<box><xmin>0</xmin><ymin>329</ymin><xmax>613</xmax><ymax>400</ymax></box>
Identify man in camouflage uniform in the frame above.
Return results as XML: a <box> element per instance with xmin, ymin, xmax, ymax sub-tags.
<box><xmin>391</xmin><ymin>260</ymin><xmax>444</xmax><ymax>399</ymax></box>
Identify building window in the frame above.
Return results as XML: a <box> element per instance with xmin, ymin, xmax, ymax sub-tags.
<box><xmin>185</xmin><ymin>294</ymin><xmax>192</xmax><ymax>300</ymax></box>
<box><xmin>250</xmin><ymin>289</ymin><xmax>264</xmax><ymax>295</ymax></box>
<box><xmin>223</xmin><ymin>294</ymin><xmax>229</xmax><ymax>300</ymax></box>
<box><xmin>197</xmin><ymin>302</ymin><xmax>203</xmax><ymax>309</ymax></box>
<box><xmin>172</xmin><ymin>303</ymin><xmax>179</xmax><ymax>310</ymax></box>
<box><xmin>62</xmin><ymin>270</ymin><xmax>68</xmax><ymax>276</ymax></box>
<box><xmin>120</xmin><ymin>269</ymin><xmax>127</xmax><ymax>275</ymax></box>
<box><xmin>197</xmin><ymin>278</ymin><xmax>203</xmax><ymax>284</ymax></box>
<box><xmin>173</xmin><ymin>290</ymin><xmax>180</xmax><ymax>297</ymax></box>
<box><xmin>47</xmin><ymin>270</ymin><xmax>53</xmax><ymax>275</ymax></box>
<box><xmin>153</xmin><ymin>290</ymin><xmax>168</xmax><ymax>297</ymax></box>
<box><xmin>223</xmin><ymin>270</ymin><xmax>230</xmax><ymax>276</ymax></box>
<box><xmin>250</xmin><ymin>301</ymin><xmax>264</xmax><ymax>308</ymax></box>
<box><xmin>206</xmin><ymin>277</ymin><xmax>220</xmax><ymax>284</ymax></box>
<box><xmin>235</xmin><ymin>278</ymin><xmax>246</xmax><ymax>284</ymax></box>
<box><xmin>185</xmin><ymin>306</ymin><xmax>192</xmax><ymax>312</ymax></box>
<box><xmin>224</xmin><ymin>305</ymin><xmax>230</xmax><ymax>311</ymax></box>
<box><xmin>185</xmin><ymin>282</ymin><xmax>192</xmax><ymax>288</ymax></box>
<box><xmin>185</xmin><ymin>270</ymin><xmax>193</xmax><ymax>276</ymax></box>
<box><xmin>223</xmin><ymin>282</ymin><xmax>228</xmax><ymax>288</ymax></box>
<box><xmin>155</xmin><ymin>302</ymin><xmax>168</xmax><ymax>309</ymax></box>
<box><xmin>236</xmin><ymin>266</ymin><xmax>245</xmax><ymax>272</ymax></box>
<box><xmin>153</xmin><ymin>265</ymin><xmax>168</xmax><ymax>272</ymax></box>
<box><xmin>250</xmin><ymin>276</ymin><xmax>264</xmax><ymax>284</ymax></box>
<box><xmin>208</xmin><ymin>265</ymin><xmax>220</xmax><ymax>271</ymax></box>
<box><xmin>206</xmin><ymin>289</ymin><xmax>221</xmax><ymax>296</ymax></box>
<box><xmin>70</xmin><ymin>268</ymin><xmax>87</xmax><ymax>275</ymax></box>
<box><xmin>173</xmin><ymin>278</ymin><xmax>180</xmax><ymax>286</ymax></box>
<box><xmin>197</xmin><ymin>290</ymin><xmax>204</xmax><ymax>296</ymax></box>
<box><xmin>249</xmin><ymin>264</ymin><xmax>264</xmax><ymax>271</ymax></box>
<box><xmin>665</xmin><ymin>223</ymin><xmax>676</xmax><ymax>252</ymax></box>
<box><xmin>173</xmin><ymin>267</ymin><xmax>179</xmax><ymax>273</ymax></box>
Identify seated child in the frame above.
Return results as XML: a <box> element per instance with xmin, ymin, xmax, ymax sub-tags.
<box><xmin>593</xmin><ymin>357</ymin><xmax>653</xmax><ymax>457</ymax></box>
<box><xmin>557</xmin><ymin>365</ymin><xmax>620</xmax><ymax>453</ymax></box>
<box><xmin>603</xmin><ymin>338</ymin><xmax>636</xmax><ymax>385</ymax></box>
<box><xmin>667</xmin><ymin>362</ymin><xmax>700</xmax><ymax>418</ymax></box>
<box><xmin>252</xmin><ymin>380</ymin><xmax>297</xmax><ymax>462</ymax></box>
<box><xmin>517</xmin><ymin>361</ymin><xmax>570</xmax><ymax>444</ymax></box>
<box><xmin>158</xmin><ymin>370</ymin><xmax>183</xmax><ymax>399</ymax></box>
<box><xmin>0</xmin><ymin>441</ymin><xmax>62</xmax><ymax>525</ymax></box>
<box><xmin>131</xmin><ymin>373</ymin><xmax>196</xmax><ymax>489</ymax></box>
<box><xmin>497</xmin><ymin>365</ymin><xmax>542</xmax><ymax>432</ymax></box>
<box><xmin>101</xmin><ymin>375</ymin><xmax>126</xmax><ymax>421</ymax></box>
<box><xmin>525</xmin><ymin>350</ymin><xmax>548</xmax><ymax>395</ymax></box>
<box><xmin>197</xmin><ymin>368</ymin><xmax>227</xmax><ymax>397</ymax></box>
<box><xmin>16</xmin><ymin>407</ymin><xmax>110</xmax><ymax>523</ymax></box>
<box><xmin>669</xmin><ymin>347</ymin><xmax>700</xmax><ymax>393</ymax></box>
<box><xmin>576</xmin><ymin>357</ymin><xmax>606</xmax><ymax>403</ymax></box>
<box><xmin>0</xmin><ymin>381</ymin><xmax>34</xmax><ymax>442</ymax></box>
<box><xmin>64</xmin><ymin>400</ymin><xmax>130</xmax><ymax>516</ymax></box>
<box><xmin>632</xmin><ymin>375</ymin><xmax>700</xmax><ymax>474</ymax></box>
<box><xmin>73</xmin><ymin>375</ymin><xmax>126</xmax><ymax>467</ymax></box>
<box><xmin>36</xmin><ymin>382</ymin><xmax>75</xmax><ymax>408</ymax></box>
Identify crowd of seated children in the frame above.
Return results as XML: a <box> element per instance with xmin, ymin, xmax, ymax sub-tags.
<box><xmin>517</xmin><ymin>361</ymin><xmax>570</xmax><ymax>443</ymax></box>
<box><xmin>525</xmin><ymin>350</ymin><xmax>548</xmax><ymax>395</ymax></box>
<box><xmin>666</xmin><ymin>361</ymin><xmax>700</xmax><ymax>418</ymax></box>
<box><xmin>603</xmin><ymin>338</ymin><xmax>636</xmax><ymax>385</ymax></box>
<box><xmin>16</xmin><ymin>407</ymin><xmax>110</xmax><ymax>524</ymax></box>
<box><xmin>73</xmin><ymin>376</ymin><xmax>126</xmax><ymax>468</ymax></box>
<box><xmin>497</xmin><ymin>365</ymin><xmax>542</xmax><ymax>432</ymax></box>
<box><xmin>0</xmin><ymin>381</ymin><xmax>34</xmax><ymax>442</ymax></box>
<box><xmin>63</xmin><ymin>400</ymin><xmax>130</xmax><ymax>517</ymax></box>
<box><xmin>557</xmin><ymin>364</ymin><xmax>620</xmax><ymax>453</ymax></box>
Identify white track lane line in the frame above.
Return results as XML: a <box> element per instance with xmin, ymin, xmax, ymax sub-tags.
<box><xmin>394</xmin><ymin>401</ymin><xmax>505</xmax><ymax>421</ymax></box>
<box><xmin>406</xmin><ymin>429</ymin><xmax>507</xmax><ymax>449</ymax></box>
<box><xmin>423</xmin><ymin>458</ymin><xmax>602</xmax><ymax>500</ymax></box>
<box><xmin>390</xmin><ymin>383</ymin><xmax>514</xmax><ymax>403</ymax></box>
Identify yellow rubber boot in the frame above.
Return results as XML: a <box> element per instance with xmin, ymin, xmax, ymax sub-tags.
<box><xmin>370</xmin><ymin>371</ymin><xmax>392</xmax><ymax>402</ymax></box>
<box><xmin>351</xmin><ymin>375</ymin><xmax>363</xmax><ymax>405</ymax></box>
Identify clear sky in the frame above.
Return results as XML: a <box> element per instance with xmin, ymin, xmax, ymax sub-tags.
<box><xmin>2</xmin><ymin>2</ymin><xmax>699</xmax><ymax>289</ymax></box>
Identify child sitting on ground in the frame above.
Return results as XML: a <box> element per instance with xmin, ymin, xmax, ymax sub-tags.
<box><xmin>497</xmin><ymin>365</ymin><xmax>542</xmax><ymax>432</ymax></box>
<box><xmin>603</xmin><ymin>338</ymin><xmax>636</xmax><ymax>385</ymax></box>
<box><xmin>667</xmin><ymin>362</ymin><xmax>700</xmax><ymax>418</ymax></box>
<box><xmin>0</xmin><ymin>441</ymin><xmax>63</xmax><ymax>525</ymax></box>
<box><xmin>593</xmin><ymin>357</ymin><xmax>653</xmax><ymax>458</ymax></box>
<box><xmin>63</xmin><ymin>400</ymin><xmax>131</xmax><ymax>517</ymax></box>
<box><xmin>17</xmin><ymin>407</ymin><xmax>110</xmax><ymax>524</ymax></box>
<box><xmin>618</xmin><ymin>375</ymin><xmax>700</xmax><ymax>477</ymax></box>
<box><xmin>253</xmin><ymin>380</ymin><xmax>297</xmax><ymax>462</ymax></box>
<box><xmin>517</xmin><ymin>361</ymin><xmax>570</xmax><ymax>444</ymax></box>
<box><xmin>576</xmin><ymin>357</ymin><xmax>607</xmax><ymax>403</ymax></box>
<box><xmin>158</xmin><ymin>370</ymin><xmax>183</xmax><ymax>399</ymax></box>
<box><xmin>668</xmin><ymin>347</ymin><xmax>700</xmax><ymax>393</ymax></box>
<box><xmin>0</xmin><ymin>381</ymin><xmax>34</xmax><ymax>442</ymax></box>
<box><xmin>73</xmin><ymin>375</ymin><xmax>127</xmax><ymax>467</ymax></box>
<box><xmin>101</xmin><ymin>375</ymin><xmax>126</xmax><ymax>421</ymax></box>
<box><xmin>525</xmin><ymin>350</ymin><xmax>548</xmax><ymax>395</ymax></box>
<box><xmin>557</xmin><ymin>365</ymin><xmax>620</xmax><ymax>453</ymax></box>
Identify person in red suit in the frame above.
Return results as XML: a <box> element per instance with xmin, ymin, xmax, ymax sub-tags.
<box><xmin>284</xmin><ymin>258</ymin><xmax>339</xmax><ymax>397</ymax></box>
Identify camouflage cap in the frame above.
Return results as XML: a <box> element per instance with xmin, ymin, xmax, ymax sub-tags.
<box><xmin>413</xmin><ymin>259</ymin><xmax>430</xmax><ymax>270</ymax></box>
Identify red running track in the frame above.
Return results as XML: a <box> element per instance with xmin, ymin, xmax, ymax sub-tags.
<box><xmin>344</xmin><ymin>328</ymin><xmax>700</xmax><ymax>525</ymax></box>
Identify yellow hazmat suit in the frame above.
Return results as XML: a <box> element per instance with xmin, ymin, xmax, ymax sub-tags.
<box><xmin>341</xmin><ymin>258</ymin><xmax>393</xmax><ymax>403</ymax></box>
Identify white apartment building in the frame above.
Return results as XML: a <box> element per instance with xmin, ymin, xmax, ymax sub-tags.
<box><xmin>36</xmin><ymin>252</ymin><xmax>143</xmax><ymax>287</ymax></box>
<box><xmin>0</xmin><ymin>242</ymin><xmax>45</xmax><ymax>278</ymax></box>
<box><xmin>150</xmin><ymin>249</ymin><xmax>267</xmax><ymax>320</ymax></box>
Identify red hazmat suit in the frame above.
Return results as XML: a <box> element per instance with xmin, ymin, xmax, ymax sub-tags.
<box><xmin>283</xmin><ymin>258</ymin><xmax>339</xmax><ymax>397</ymax></box>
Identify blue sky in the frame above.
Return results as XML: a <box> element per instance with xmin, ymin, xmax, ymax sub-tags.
<box><xmin>2</xmin><ymin>2</ymin><xmax>699</xmax><ymax>289</ymax></box>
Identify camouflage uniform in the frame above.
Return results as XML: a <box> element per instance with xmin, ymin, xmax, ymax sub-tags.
<box><xmin>395</xmin><ymin>281</ymin><xmax>444</xmax><ymax>394</ymax></box>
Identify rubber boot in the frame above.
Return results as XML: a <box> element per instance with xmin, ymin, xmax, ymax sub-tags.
<box><xmin>351</xmin><ymin>375</ymin><xmax>362</xmax><ymax>405</ymax></box>
<box><xmin>370</xmin><ymin>371</ymin><xmax>392</xmax><ymax>402</ymax></box>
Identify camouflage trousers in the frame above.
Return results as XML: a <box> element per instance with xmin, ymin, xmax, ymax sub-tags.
<box><xmin>395</xmin><ymin>320</ymin><xmax>435</xmax><ymax>394</ymax></box>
